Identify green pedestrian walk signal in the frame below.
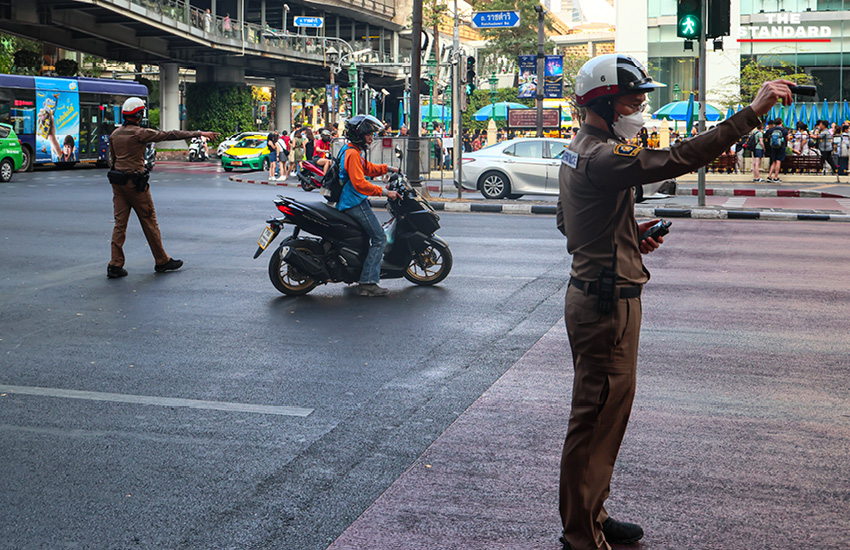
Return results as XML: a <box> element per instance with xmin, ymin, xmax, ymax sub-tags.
<box><xmin>677</xmin><ymin>0</ymin><xmax>701</xmax><ymax>39</ymax></box>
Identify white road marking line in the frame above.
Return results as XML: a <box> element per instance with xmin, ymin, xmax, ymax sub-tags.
<box><xmin>723</xmin><ymin>197</ymin><xmax>747</xmax><ymax>208</ymax></box>
<box><xmin>0</xmin><ymin>384</ymin><xmax>313</xmax><ymax>417</ymax></box>
<box><xmin>837</xmin><ymin>199</ymin><xmax>850</xmax><ymax>210</ymax></box>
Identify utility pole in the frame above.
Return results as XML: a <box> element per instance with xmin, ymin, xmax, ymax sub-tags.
<box><xmin>535</xmin><ymin>5</ymin><xmax>544</xmax><ymax>138</ymax></box>
<box><xmin>697</xmin><ymin>0</ymin><xmax>707</xmax><ymax>206</ymax></box>
<box><xmin>408</xmin><ymin>0</ymin><xmax>423</xmax><ymax>187</ymax></box>
<box><xmin>453</xmin><ymin>0</ymin><xmax>463</xmax><ymax>199</ymax></box>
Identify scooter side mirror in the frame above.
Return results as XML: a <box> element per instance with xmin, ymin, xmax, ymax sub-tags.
<box><xmin>394</xmin><ymin>145</ymin><xmax>403</xmax><ymax>160</ymax></box>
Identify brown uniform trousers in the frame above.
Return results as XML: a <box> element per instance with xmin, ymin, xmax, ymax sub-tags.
<box><xmin>107</xmin><ymin>123</ymin><xmax>201</xmax><ymax>268</ymax></box>
<box><xmin>556</xmin><ymin>107</ymin><xmax>759</xmax><ymax>550</ymax></box>
<box><xmin>109</xmin><ymin>184</ymin><xmax>168</xmax><ymax>267</ymax></box>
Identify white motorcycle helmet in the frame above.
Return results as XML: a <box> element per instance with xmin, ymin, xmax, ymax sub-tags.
<box><xmin>575</xmin><ymin>54</ymin><xmax>665</xmax><ymax>107</ymax></box>
<box><xmin>121</xmin><ymin>97</ymin><xmax>146</xmax><ymax>119</ymax></box>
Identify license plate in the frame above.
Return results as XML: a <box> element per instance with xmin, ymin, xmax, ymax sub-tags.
<box><xmin>257</xmin><ymin>226</ymin><xmax>274</xmax><ymax>249</ymax></box>
<box><xmin>232</xmin><ymin>160</ymin><xmax>243</xmax><ymax>166</ymax></box>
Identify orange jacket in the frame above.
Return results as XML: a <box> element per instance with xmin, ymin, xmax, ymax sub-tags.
<box><xmin>343</xmin><ymin>144</ymin><xmax>388</xmax><ymax>196</ymax></box>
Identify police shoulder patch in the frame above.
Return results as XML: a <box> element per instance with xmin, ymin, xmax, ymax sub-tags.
<box><xmin>561</xmin><ymin>149</ymin><xmax>579</xmax><ymax>169</ymax></box>
<box><xmin>613</xmin><ymin>143</ymin><xmax>642</xmax><ymax>157</ymax></box>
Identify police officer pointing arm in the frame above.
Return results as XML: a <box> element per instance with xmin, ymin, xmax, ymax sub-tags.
<box><xmin>556</xmin><ymin>54</ymin><xmax>792</xmax><ymax>550</ymax></box>
<box><xmin>106</xmin><ymin>97</ymin><xmax>218</xmax><ymax>279</ymax></box>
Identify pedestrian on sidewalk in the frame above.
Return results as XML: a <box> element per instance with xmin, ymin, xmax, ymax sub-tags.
<box><xmin>766</xmin><ymin>118</ymin><xmax>788</xmax><ymax>183</ymax></box>
<box><xmin>816</xmin><ymin>120</ymin><xmax>838</xmax><ymax>175</ymax></box>
<box><xmin>106</xmin><ymin>97</ymin><xmax>218</xmax><ymax>278</ymax></box>
<box><xmin>557</xmin><ymin>53</ymin><xmax>793</xmax><ymax>550</ymax></box>
<box><xmin>751</xmin><ymin>121</ymin><xmax>765</xmax><ymax>181</ymax></box>
<box><xmin>267</xmin><ymin>132</ymin><xmax>279</xmax><ymax>180</ymax></box>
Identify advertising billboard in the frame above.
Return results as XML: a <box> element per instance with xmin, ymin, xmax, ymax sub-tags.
<box><xmin>34</xmin><ymin>77</ymin><xmax>79</xmax><ymax>163</ymax></box>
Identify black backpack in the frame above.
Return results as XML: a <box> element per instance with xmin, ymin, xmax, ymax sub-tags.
<box><xmin>745</xmin><ymin>132</ymin><xmax>758</xmax><ymax>150</ymax></box>
<box><xmin>320</xmin><ymin>148</ymin><xmax>344</xmax><ymax>203</ymax></box>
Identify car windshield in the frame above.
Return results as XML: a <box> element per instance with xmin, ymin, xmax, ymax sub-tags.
<box><xmin>0</xmin><ymin>125</ymin><xmax>10</xmax><ymax>138</ymax></box>
<box><xmin>547</xmin><ymin>141</ymin><xmax>569</xmax><ymax>159</ymax></box>
<box><xmin>236</xmin><ymin>138</ymin><xmax>265</xmax><ymax>148</ymax></box>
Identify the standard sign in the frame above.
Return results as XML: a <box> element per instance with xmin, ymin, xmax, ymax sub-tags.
<box><xmin>471</xmin><ymin>11</ymin><xmax>520</xmax><ymax>29</ymax></box>
<box><xmin>294</xmin><ymin>16</ymin><xmax>324</xmax><ymax>28</ymax></box>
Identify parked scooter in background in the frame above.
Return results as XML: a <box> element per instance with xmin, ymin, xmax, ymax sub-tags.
<box><xmin>144</xmin><ymin>143</ymin><xmax>156</xmax><ymax>171</ymax></box>
<box><xmin>188</xmin><ymin>137</ymin><xmax>208</xmax><ymax>162</ymax></box>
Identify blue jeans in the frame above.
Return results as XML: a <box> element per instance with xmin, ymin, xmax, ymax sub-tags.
<box><xmin>342</xmin><ymin>200</ymin><xmax>386</xmax><ymax>284</ymax></box>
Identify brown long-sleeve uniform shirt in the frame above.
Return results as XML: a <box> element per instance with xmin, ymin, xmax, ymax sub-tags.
<box><xmin>557</xmin><ymin>106</ymin><xmax>759</xmax><ymax>285</ymax></box>
<box><xmin>109</xmin><ymin>124</ymin><xmax>202</xmax><ymax>173</ymax></box>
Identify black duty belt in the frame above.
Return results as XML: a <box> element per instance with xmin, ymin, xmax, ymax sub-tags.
<box><xmin>569</xmin><ymin>277</ymin><xmax>642</xmax><ymax>299</ymax></box>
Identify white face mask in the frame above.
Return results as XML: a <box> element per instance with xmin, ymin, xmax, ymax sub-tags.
<box><xmin>611</xmin><ymin>111</ymin><xmax>646</xmax><ymax>140</ymax></box>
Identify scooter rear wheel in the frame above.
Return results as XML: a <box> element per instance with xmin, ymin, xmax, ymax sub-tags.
<box><xmin>268</xmin><ymin>245</ymin><xmax>320</xmax><ymax>295</ymax></box>
<box><xmin>403</xmin><ymin>242</ymin><xmax>452</xmax><ymax>286</ymax></box>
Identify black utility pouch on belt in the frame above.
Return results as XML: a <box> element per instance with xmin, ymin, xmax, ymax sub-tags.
<box><xmin>107</xmin><ymin>170</ymin><xmax>129</xmax><ymax>186</ymax></box>
<box><xmin>130</xmin><ymin>171</ymin><xmax>150</xmax><ymax>192</ymax></box>
<box><xmin>596</xmin><ymin>267</ymin><xmax>617</xmax><ymax>315</ymax></box>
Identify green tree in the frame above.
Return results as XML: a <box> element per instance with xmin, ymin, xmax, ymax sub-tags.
<box><xmin>470</xmin><ymin>0</ymin><xmax>556</xmax><ymax>74</ymax></box>
<box><xmin>0</xmin><ymin>32</ymin><xmax>41</xmax><ymax>75</ymax></box>
<box><xmin>185</xmin><ymin>83</ymin><xmax>254</xmax><ymax>145</ymax></box>
<box><xmin>721</xmin><ymin>58</ymin><xmax>810</xmax><ymax>108</ymax></box>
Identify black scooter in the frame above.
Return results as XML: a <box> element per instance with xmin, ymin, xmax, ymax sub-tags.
<box><xmin>253</xmin><ymin>148</ymin><xmax>451</xmax><ymax>296</ymax></box>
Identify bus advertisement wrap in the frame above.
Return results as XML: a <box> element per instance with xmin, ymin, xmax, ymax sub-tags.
<box><xmin>34</xmin><ymin>77</ymin><xmax>79</xmax><ymax>163</ymax></box>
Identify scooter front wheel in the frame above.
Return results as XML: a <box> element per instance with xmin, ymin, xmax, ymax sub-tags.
<box><xmin>268</xmin><ymin>245</ymin><xmax>320</xmax><ymax>296</ymax></box>
<box><xmin>404</xmin><ymin>242</ymin><xmax>452</xmax><ymax>286</ymax></box>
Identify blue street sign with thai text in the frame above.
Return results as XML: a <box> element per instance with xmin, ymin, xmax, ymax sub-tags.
<box><xmin>471</xmin><ymin>11</ymin><xmax>520</xmax><ymax>29</ymax></box>
<box><xmin>293</xmin><ymin>16</ymin><xmax>324</xmax><ymax>28</ymax></box>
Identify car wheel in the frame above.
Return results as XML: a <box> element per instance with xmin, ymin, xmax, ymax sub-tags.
<box><xmin>509</xmin><ymin>193</ymin><xmax>524</xmax><ymax>199</ymax></box>
<box><xmin>262</xmin><ymin>157</ymin><xmax>270</xmax><ymax>172</ymax></box>
<box><xmin>21</xmin><ymin>146</ymin><xmax>33</xmax><ymax>172</ymax></box>
<box><xmin>479</xmin><ymin>171</ymin><xmax>511</xmax><ymax>200</ymax></box>
<box><xmin>0</xmin><ymin>158</ymin><xmax>13</xmax><ymax>182</ymax></box>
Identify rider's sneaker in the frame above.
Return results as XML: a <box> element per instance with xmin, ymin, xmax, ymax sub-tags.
<box><xmin>107</xmin><ymin>265</ymin><xmax>128</xmax><ymax>279</ymax></box>
<box><xmin>358</xmin><ymin>283</ymin><xmax>389</xmax><ymax>296</ymax></box>
<box><xmin>154</xmin><ymin>258</ymin><xmax>183</xmax><ymax>273</ymax></box>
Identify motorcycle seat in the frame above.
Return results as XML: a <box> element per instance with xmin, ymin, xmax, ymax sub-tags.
<box><xmin>310</xmin><ymin>202</ymin><xmax>360</xmax><ymax>227</ymax></box>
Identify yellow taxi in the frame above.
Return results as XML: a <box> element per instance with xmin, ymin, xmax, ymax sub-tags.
<box><xmin>220</xmin><ymin>134</ymin><xmax>272</xmax><ymax>172</ymax></box>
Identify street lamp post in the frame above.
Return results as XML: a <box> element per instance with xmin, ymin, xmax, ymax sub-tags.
<box><xmin>427</xmin><ymin>57</ymin><xmax>436</xmax><ymax>134</ymax></box>
<box><xmin>348</xmin><ymin>63</ymin><xmax>358</xmax><ymax>114</ymax></box>
<box><xmin>326</xmin><ymin>46</ymin><xmax>339</xmax><ymax>126</ymax></box>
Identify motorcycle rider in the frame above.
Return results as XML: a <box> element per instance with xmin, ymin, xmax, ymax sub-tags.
<box><xmin>314</xmin><ymin>129</ymin><xmax>333</xmax><ymax>173</ymax></box>
<box><xmin>336</xmin><ymin>114</ymin><xmax>400</xmax><ymax>296</ymax></box>
<box><xmin>106</xmin><ymin>97</ymin><xmax>218</xmax><ymax>278</ymax></box>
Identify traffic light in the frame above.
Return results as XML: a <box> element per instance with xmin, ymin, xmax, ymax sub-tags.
<box><xmin>466</xmin><ymin>56</ymin><xmax>476</xmax><ymax>93</ymax></box>
<box><xmin>676</xmin><ymin>0</ymin><xmax>701</xmax><ymax>40</ymax></box>
<box><xmin>706</xmin><ymin>0</ymin><xmax>730</xmax><ymax>39</ymax></box>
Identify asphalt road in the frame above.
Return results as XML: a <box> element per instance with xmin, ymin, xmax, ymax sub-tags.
<box><xmin>0</xmin><ymin>164</ymin><xmax>568</xmax><ymax>549</ymax></box>
<box><xmin>2</xmin><ymin>164</ymin><xmax>849</xmax><ymax>550</ymax></box>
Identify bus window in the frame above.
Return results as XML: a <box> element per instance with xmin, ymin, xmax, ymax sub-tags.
<box><xmin>0</xmin><ymin>90</ymin><xmax>35</xmax><ymax>135</ymax></box>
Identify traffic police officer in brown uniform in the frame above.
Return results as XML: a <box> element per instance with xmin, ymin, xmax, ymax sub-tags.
<box><xmin>107</xmin><ymin>97</ymin><xmax>218</xmax><ymax>278</ymax></box>
<box><xmin>556</xmin><ymin>54</ymin><xmax>793</xmax><ymax>550</ymax></box>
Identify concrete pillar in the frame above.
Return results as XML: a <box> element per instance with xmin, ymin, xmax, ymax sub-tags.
<box><xmin>260</xmin><ymin>0</ymin><xmax>265</xmax><ymax>30</ymax></box>
<box><xmin>160</xmin><ymin>62</ymin><xmax>180</xmax><ymax>131</ymax></box>
<box><xmin>614</xmin><ymin>0</ymin><xmax>648</xmax><ymax>68</ymax></box>
<box><xmin>392</xmin><ymin>31</ymin><xmax>399</xmax><ymax>63</ymax></box>
<box><xmin>275</xmin><ymin>76</ymin><xmax>292</xmax><ymax>132</ymax></box>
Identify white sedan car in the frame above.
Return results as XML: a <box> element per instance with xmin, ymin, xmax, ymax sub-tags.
<box><xmin>460</xmin><ymin>137</ymin><xmax>668</xmax><ymax>200</ymax></box>
<box><xmin>216</xmin><ymin>132</ymin><xmax>258</xmax><ymax>158</ymax></box>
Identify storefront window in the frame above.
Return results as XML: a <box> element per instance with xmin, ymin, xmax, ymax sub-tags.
<box><xmin>648</xmin><ymin>57</ymin><xmax>696</xmax><ymax>111</ymax></box>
